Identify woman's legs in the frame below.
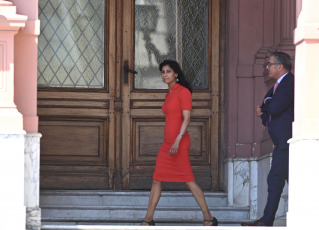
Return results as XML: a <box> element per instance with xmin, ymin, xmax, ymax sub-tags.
<box><xmin>186</xmin><ymin>180</ymin><xmax>215</xmax><ymax>225</ymax></box>
<box><xmin>141</xmin><ymin>179</ymin><xmax>162</xmax><ymax>225</ymax></box>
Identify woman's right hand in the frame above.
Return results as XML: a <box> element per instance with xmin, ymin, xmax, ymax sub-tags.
<box><xmin>169</xmin><ymin>141</ymin><xmax>180</xmax><ymax>156</ymax></box>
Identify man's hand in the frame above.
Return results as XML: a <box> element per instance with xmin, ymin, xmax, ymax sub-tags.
<box><xmin>256</xmin><ymin>105</ymin><xmax>263</xmax><ymax>117</ymax></box>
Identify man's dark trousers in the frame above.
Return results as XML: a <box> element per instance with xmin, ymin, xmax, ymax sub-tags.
<box><xmin>260</xmin><ymin>147</ymin><xmax>289</xmax><ymax>226</ymax></box>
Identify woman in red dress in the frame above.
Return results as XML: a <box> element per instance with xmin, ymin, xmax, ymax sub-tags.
<box><xmin>141</xmin><ymin>60</ymin><xmax>218</xmax><ymax>226</ymax></box>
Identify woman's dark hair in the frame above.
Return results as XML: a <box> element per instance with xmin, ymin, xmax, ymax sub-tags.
<box><xmin>159</xmin><ymin>60</ymin><xmax>192</xmax><ymax>93</ymax></box>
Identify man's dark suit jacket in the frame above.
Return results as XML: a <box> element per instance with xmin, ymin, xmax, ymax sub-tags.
<box><xmin>261</xmin><ymin>72</ymin><xmax>294</xmax><ymax>150</ymax></box>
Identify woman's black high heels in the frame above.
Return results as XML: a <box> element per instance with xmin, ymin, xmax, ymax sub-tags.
<box><xmin>141</xmin><ymin>219</ymin><xmax>155</xmax><ymax>226</ymax></box>
<box><xmin>204</xmin><ymin>217</ymin><xmax>218</xmax><ymax>226</ymax></box>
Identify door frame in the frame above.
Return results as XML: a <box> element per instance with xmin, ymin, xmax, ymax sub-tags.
<box><xmin>114</xmin><ymin>0</ymin><xmax>223</xmax><ymax>190</ymax></box>
<box><xmin>37</xmin><ymin>0</ymin><xmax>224</xmax><ymax>190</ymax></box>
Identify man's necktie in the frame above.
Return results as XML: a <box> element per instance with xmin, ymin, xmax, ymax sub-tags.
<box><xmin>268</xmin><ymin>82</ymin><xmax>279</xmax><ymax>125</ymax></box>
<box><xmin>273</xmin><ymin>82</ymin><xmax>279</xmax><ymax>94</ymax></box>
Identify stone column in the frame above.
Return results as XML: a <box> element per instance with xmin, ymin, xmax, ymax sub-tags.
<box><xmin>0</xmin><ymin>1</ymin><xmax>27</xmax><ymax>229</ymax></box>
<box><xmin>11</xmin><ymin>0</ymin><xmax>42</xmax><ymax>228</ymax></box>
<box><xmin>288</xmin><ymin>0</ymin><xmax>319</xmax><ymax>227</ymax></box>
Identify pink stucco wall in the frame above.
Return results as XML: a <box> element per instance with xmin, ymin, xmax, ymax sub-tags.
<box><xmin>4</xmin><ymin>0</ymin><xmax>298</xmax><ymax>155</ymax></box>
<box><xmin>11</xmin><ymin>0</ymin><xmax>38</xmax><ymax>20</ymax></box>
<box><xmin>224</xmin><ymin>0</ymin><xmax>296</xmax><ymax>158</ymax></box>
<box><xmin>0</xmin><ymin>1</ymin><xmax>28</xmax><ymax>130</ymax></box>
<box><xmin>12</xmin><ymin>0</ymin><xmax>39</xmax><ymax>132</ymax></box>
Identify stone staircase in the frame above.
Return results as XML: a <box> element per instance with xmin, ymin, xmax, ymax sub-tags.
<box><xmin>40</xmin><ymin>190</ymin><xmax>250</xmax><ymax>227</ymax></box>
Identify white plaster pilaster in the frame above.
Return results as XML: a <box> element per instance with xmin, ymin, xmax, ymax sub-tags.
<box><xmin>0</xmin><ymin>131</ymin><xmax>26</xmax><ymax>230</ymax></box>
<box><xmin>288</xmin><ymin>138</ymin><xmax>319</xmax><ymax>227</ymax></box>
<box><xmin>289</xmin><ymin>0</ymin><xmax>319</xmax><ymax>227</ymax></box>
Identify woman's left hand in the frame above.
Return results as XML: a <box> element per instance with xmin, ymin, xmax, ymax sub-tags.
<box><xmin>169</xmin><ymin>141</ymin><xmax>179</xmax><ymax>156</ymax></box>
<box><xmin>168</xmin><ymin>110</ymin><xmax>190</xmax><ymax>156</ymax></box>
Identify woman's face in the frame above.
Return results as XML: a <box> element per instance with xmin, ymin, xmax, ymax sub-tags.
<box><xmin>161</xmin><ymin>65</ymin><xmax>178</xmax><ymax>87</ymax></box>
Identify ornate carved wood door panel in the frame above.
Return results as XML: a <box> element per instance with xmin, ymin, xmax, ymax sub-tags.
<box><xmin>38</xmin><ymin>0</ymin><xmax>221</xmax><ymax>190</ymax></box>
<box><xmin>38</xmin><ymin>0</ymin><xmax>114</xmax><ymax>189</ymax></box>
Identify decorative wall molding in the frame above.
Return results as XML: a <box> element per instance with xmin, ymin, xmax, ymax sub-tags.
<box><xmin>20</xmin><ymin>20</ymin><xmax>40</xmax><ymax>36</ymax></box>
<box><xmin>254</xmin><ymin>0</ymin><xmax>296</xmax><ymax>84</ymax></box>
<box><xmin>0</xmin><ymin>0</ymin><xmax>27</xmax><ymax>130</ymax></box>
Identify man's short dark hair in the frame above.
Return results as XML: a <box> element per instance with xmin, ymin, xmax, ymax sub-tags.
<box><xmin>270</xmin><ymin>51</ymin><xmax>292</xmax><ymax>72</ymax></box>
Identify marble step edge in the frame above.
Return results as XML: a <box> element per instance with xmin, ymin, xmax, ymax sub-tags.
<box><xmin>41</xmin><ymin>223</ymin><xmax>243</xmax><ymax>230</ymax></box>
<box><xmin>40</xmin><ymin>190</ymin><xmax>227</xmax><ymax>197</ymax></box>
<box><xmin>40</xmin><ymin>194</ymin><xmax>228</xmax><ymax>207</ymax></box>
<box><xmin>40</xmin><ymin>200</ymin><xmax>227</xmax><ymax>207</ymax></box>
<box><xmin>41</xmin><ymin>225</ymin><xmax>242</xmax><ymax>229</ymax></box>
<box><xmin>41</xmin><ymin>218</ymin><xmax>248</xmax><ymax>224</ymax></box>
<box><xmin>41</xmin><ymin>218</ymin><xmax>287</xmax><ymax>228</ymax></box>
<box><xmin>40</xmin><ymin>205</ymin><xmax>249</xmax><ymax>212</ymax></box>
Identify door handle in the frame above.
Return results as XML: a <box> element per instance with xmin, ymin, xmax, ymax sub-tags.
<box><xmin>124</xmin><ymin>60</ymin><xmax>138</xmax><ymax>84</ymax></box>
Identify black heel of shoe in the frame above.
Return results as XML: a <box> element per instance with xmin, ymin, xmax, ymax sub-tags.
<box><xmin>204</xmin><ymin>217</ymin><xmax>218</xmax><ymax>226</ymax></box>
<box><xmin>141</xmin><ymin>220</ymin><xmax>155</xmax><ymax>226</ymax></box>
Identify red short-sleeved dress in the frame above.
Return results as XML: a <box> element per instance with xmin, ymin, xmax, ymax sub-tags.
<box><xmin>153</xmin><ymin>83</ymin><xmax>195</xmax><ymax>182</ymax></box>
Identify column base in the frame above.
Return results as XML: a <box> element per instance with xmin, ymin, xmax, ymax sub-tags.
<box><xmin>26</xmin><ymin>207</ymin><xmax>41</xmax><ymax>230</ymax></box>
<box><xmin>25</xmin><ymin>133</ymin><xmax>42</xmax><ymax>230</ymax></box>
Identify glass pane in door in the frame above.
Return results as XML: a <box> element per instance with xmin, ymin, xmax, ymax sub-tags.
<box><xmin>134</xmin><ymin>0</ymin><xmax>209</xmax><ymax>90</ymax></box>
<box><xmin>38</xmin><ymin>0</ymin><xmax>105</xmax><ymax>88</ymax></box>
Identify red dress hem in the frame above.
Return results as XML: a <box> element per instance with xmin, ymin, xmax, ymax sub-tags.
<box><xmin>152</xmin><ymin>176</ymin><xmax>195</xmax><ymax>182</ymax></box>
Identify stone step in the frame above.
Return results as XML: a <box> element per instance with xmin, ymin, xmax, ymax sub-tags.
<box><xmin>40</xmin><ymin>190</ymin><xmax>250</xmax><ymax>227</ymax></box>
<box><xmin>41</xmin><ymin>225</ymin><xmax>246</xmax><ymax>230</ymax></box>
<box><xmin>40</xmin><ymin>190</ymin><xmax>228</xmax><ymax>207</ymax></box>
<box><xmin>42</xmin><ymin>221</ymin><xmax>243</xmax><ymax>228</ymax></box>
<box><xmin>41</xmin><ymin>205</ymin><xmax>249</xmax><ymax>221</ymax></box>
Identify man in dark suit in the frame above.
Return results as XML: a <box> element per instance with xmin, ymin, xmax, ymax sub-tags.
<box><xmin>242</xmin><ymin>51</ymin><xmax>294</xmax><ymax>226</ymax></box>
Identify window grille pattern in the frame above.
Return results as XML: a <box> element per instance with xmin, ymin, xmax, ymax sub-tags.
<box><xmin>38</xmin><ymin>0</ymin><xmax>105</xmax><ymax>88</ymax></box>
<box><xmin>135</xmin><ymin>0</ymin><xmax>209</xmax><ymax>90</ymax></box>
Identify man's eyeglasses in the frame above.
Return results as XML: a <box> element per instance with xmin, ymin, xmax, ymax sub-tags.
<box><xmin>266</xmin><ymin>62</ymin><xmax>280</xmax><ymax>67</ymax></box>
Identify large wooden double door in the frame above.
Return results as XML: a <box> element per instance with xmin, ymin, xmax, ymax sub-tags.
<box><xmin>38</xmin><ymin>0</ymin><xmax>221</xmax><ymax>190</ymax></box>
